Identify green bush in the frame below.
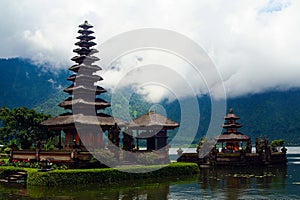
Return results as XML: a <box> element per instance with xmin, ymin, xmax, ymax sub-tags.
<box><xmin>27</xmin><ymin>162</ymin><xmax>199</xmax><ymax>186</ymax></box>
<box><xmin>271</xmin><ymin>139</ymin><xmax>285</xmax><ymax>152</ymax></box>
<box><xmin>4</xmin><ymin>147</ymin><xmax>11</xmax><ymax>154</ymax></box>
<box><xmin>271</xmin><ymin>139</ymin><xmax>285</xmax><ymax>147</ymax></box>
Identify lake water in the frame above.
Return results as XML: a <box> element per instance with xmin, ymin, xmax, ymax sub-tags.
<box><xmin>0</xmin><ymin>147</ymin><xmax>300</xmax><ymax>199</ymax></box>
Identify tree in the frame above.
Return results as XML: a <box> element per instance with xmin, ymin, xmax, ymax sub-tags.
<box><xmin>0</xmin><ymin>107</ymin><xmax>55</xmax><ymax>149</ymax></box>
<box><xmin>270</xmin><ymin>139</ymin><xmax>285</xmax><ymax>152</ymax></box>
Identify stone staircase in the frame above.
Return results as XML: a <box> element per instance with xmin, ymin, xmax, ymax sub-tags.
<box><xmin>0</xmin><ymin>171</ymin><xmax>27</xmax><ymax>184</ymax></box>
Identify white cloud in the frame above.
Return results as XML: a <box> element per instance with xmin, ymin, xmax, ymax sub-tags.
<box><xmin>0</xmin><ymin>0</ymin><xmax>300</xmax><ymax>101</ymax></box>
<box><xmin>99</xmin><ymin>50</ymin><xmax>209</xmax><ymax>102</ymax></box>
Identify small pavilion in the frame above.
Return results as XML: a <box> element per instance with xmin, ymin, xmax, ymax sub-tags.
<box><xmin>126</xmin><ymin>111</ymin><xmax>179</xmax><ymax>152</ymax></box>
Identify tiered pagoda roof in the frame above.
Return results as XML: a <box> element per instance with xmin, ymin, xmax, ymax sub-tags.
<box><xmin>216</xmin><ymin>108</ymin><xmax>250</xmax><ymax>142</ymax></box>
<box><xmin>222</xmin><ymin>108</ymin><xmax>243</xmax><ymax>129</ymax></box>
<box><xmin>129</xmin><ymin>111</ymin><xmax>179</xmax><ymax>130</ymax></box>
<box><xmin>42</xmin><ymin>21</ymin><xmax>122</xmax><ymax>129</ymax></box>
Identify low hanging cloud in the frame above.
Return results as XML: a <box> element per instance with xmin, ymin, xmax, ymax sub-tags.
<box><xmin>99</xmin><ymin>50</ymin><xmax>210</xmax><ymax>103</ymax></box>
<box><xmin>0</xmin><ymin>0</ymin><xmax>300</xmax><ymax>101</ymax></box>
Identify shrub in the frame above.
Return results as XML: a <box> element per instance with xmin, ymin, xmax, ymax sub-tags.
<box><xmin>27</xmin><ymin>162</ymin><xmax>199</xmax><ymax>186</ymax></box>
<box><xmin>4</xmin><ymin>147</ymin><xmax>11</xmax><ymax>154</ymax></box>
<box><xmin>0</xmin><ymin>159</ymin><xmax>40</xmax><ymax>168</ymax></box>
<box><xmin>271</xmin><ymin>139</ymin><xmax>285</xmax><ymax>152</ymax></box>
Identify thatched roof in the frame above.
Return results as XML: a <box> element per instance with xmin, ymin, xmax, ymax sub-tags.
<box><xmin>216</xmin><ymin>132</ymin><xmax>250</xmax><ymax>142</ymax></box>
<box><xmin>78</xmin><ymin>29</ymin><xmax>94</xmax><ymax>35</ymax></box>
<box><xmin>64</xmin><ymin>85</ymin><xmax>106</xmax><ymax>95</ymax></box>
<box><xmin>76</xmin><ymin>35</ymin><xmax>95</xmax><ymax>41</ymax></box>
<box><xmin>59</xmin><ymin>97</ymin><xmax>110</xmax><ymax>109</ymax></box>
<box><xmin>41</xmin><ymin>113</ymin><xmax>126</xmax><ymax>129</ymax></box>
<box><xmin>129</xmin><ymin>111</ymin><xmax>179</xmax><ymax>129</ymax></box>
<box><xmin>79</xmin><ymin>20</ymin><xmax>93</xmax><ymax>29</ymax></box>
<box><xmin>224</xmin><ymin>108</ymin><xmax>240</xmax><ymax>120</ymax></box>
<box><xmin>222</xmin><ymin>123</ymin><xmax>243</xmax><ymax>129</ymax></box>
<box><xmin>73</xmin><ymin>48</ymin><xmax>98</xmax><ymax>56</ymax></box>
<box><xmin>69</xmin><ymin>64</ymin><xmax>102</xmax><ymax>73</ymax></box>
<box><xmin>67</xmin><ymin>74</ymin><xmax>101</xmax><ymax>82</ymax></box>
<box><xmin>74</xmin><ymin>41</ymin><xmax>97</xmax><ymax>48</ymax></box>
<box><xmin>71</xmin><ymin>55</ymin><xmax>99</xmax><ymax>64</ymax></box>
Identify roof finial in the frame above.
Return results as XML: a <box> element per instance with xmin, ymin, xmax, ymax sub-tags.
<box><xmin>229</xmin><ymin>108</ymin><xmax>233</xmax><ymax>114</ymax></box>
<box><xmin>149</xmin><ymin>110</ymin><xmax>156</xmax><ymax>114</ymax></box>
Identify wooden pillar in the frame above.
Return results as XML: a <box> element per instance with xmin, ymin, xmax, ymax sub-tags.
<box><xmin>65</xmin><ymin>129</ymin><xmax>70</xmax><ymax>149</ymax></box>
<box><xmin>58</xmin><ymin>130</ymin><xmax>62</xmax><ymax>150</ymax></box>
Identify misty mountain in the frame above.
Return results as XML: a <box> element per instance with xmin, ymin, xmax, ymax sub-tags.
<box><xmin>169</xmin><ymin>90</ymin><xmax>300</xmax><ymax>146</ymax></box>
<box><xmin>0</xmin><ymin>58</ymin><xmax>300</xmax><ymax>145</ymax></box>
<box><xmin>0</xmin><ymin>58</ymin><xmax>69</xmax><ymax>109</ymax></box>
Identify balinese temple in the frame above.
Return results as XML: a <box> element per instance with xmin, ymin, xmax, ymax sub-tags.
<box><xmin>216</xmin><ymin>108</ymin><xmax>251</xmax><ymax>152</ymax></box>
<box><xmin>178</xmin><ymin>108</ymin><xmax>287</xmax><ymax>166</ymax></box>
<box><xmin>41</xmin><ymin>21</ymin><xmax>123</xmax><ymax>151</ymax></box>
<box><xmin>10</xmin><ymin>21</ymin><xmax>180</xmax><ymax>166</ymax></box>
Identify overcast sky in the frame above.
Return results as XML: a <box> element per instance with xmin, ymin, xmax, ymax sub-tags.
<box><xmin>0</xmin><ymin>0</ymin><xmax>300</xmax><ymax>102</ymax></box>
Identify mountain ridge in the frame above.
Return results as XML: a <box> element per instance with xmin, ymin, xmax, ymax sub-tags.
<box><xmin>0</xmin><ymin>58</ymin><xmax>299</xmax><ymax>145</ymax></box>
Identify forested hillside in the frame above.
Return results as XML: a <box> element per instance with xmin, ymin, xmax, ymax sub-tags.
<box><xmin>1</xmin><ymin>58</ymin><xmax>300</xmax><ymax>145</ymax></box>
<box><xmin>0</xmin><ymin>58</ymin><xmax>68</xmax><ymax>109</ymax></box>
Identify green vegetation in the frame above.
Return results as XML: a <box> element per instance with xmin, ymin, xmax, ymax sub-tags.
<box><xmin>227</xmin><ymin>91</ymin><xmax>300</xmax><ymax>146</ymax></box>
<box><xmin>0</xmin><ymin>107</ymin><xmax>57</xmax><ymax>149</ymax></box>
<box><xmin>27</xmin><ymin>162</ymin><xmax>199</xmax><ymax>186</ymax></box>
<box><xmin>2</xmin><ymin>58</ymin><xmax>300</xmax><ymax>146</ymax></box>
<box><xmin>34</xmin><ymin>90</ymin><xmax>68</xmax><ymax>116</ymax></box>
<box><xmin>271</xmin><ymin>139</ymin><xmax>285</xmax><ymax>147</ymax></box>
<box><xmin>0</xmin><ymin>162</ymin><xmax>201</xmax><ymax>186</ymax></box>
<box><xmin>271</xmin><ymin>139</ymin><xmax>285</xmax><ymax>152</ymax></box>
<box><xmin>0</xmin><ymin>58</ymin><xmax>69</xmax><ymax>109</ymax></box>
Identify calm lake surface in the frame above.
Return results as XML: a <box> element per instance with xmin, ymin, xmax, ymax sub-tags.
<box><xmin>1</xmin><ymin>147</ymin><xmax>300</xmax><ymax>200</ymax></box>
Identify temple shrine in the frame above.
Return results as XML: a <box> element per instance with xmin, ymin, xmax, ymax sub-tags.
<box><xmin>178</xmin><ymin>109</ymin><xmax>287</xmax><ymax>166</ymax></box>
<box><xmin>41</xmin><ymin>20</ymin><xmax>123</xmax><ymax>150</ymax></box>
<box><xmin>10</xmin><ymin>21</ymin><xmax>179</xmax><ymax>167</ymax></box>
<box><xmin>216</xmin><ymin>108</ymin><xmax>251</xmax><ymax>154</ymax></box>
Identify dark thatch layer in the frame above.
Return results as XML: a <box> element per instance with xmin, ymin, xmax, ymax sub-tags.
<box><xmin>224</xmin><ymin>113</ymin><xmax>240</xmax><ymax>120</ymax></box>
<box><xmin>63</xmin><ymin>85</ymin><xmax>106</xmax><ymax>94</ymax></box>
<box><xmin>129</xmin><ymin>111</ymin><xmax>179</xmax><ymax>129</ymax></box>
<box><xmin>69</xmin><ymin>64</ymin><xmax>102</xmax><ymax>73</ymax></box>
<box><xmin>66</xmin><ymin>74</ymin><xmax>101</xmax><ymax>82</ymax></box>
<box><xmin>41</xmin><ymin>113</ymin><xmax>125</xmax><ymax>128</ymax></box>
<box><xmin>59</xmin><ymin>97</ymin><xmax>110</xmax><ymax>108</ymax></box>
<box><xmin>79</xmin><ymin>20</ymin><xmax>93</xmax><ymax>29</ymax></box>
<box><xmin>222</xmin><ymin>123</ymin><xmax>243</xmax><ymax>128</ymax></box>
<box><xmin>216</xmin><ymin>132</ymin><xmax>250</xmax><ymax>142</ymax></box>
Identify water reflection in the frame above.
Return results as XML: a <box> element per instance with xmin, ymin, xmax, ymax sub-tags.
<box><xmin>198</xmin><ymin>165</ymin><xmax>288</xmax><ymax>199</ymax></box>
<box><xmin>0</xmin><ymin>164</ymin><xmax>298</xmax><ymax>199</ymax></box>
<box><xmin>28</xmin><ymin>183</ymin><xmax>171</xmax><ymax>200</ymax></box>
<box><xmin>0</xmin><ymin>175</ymin><xmax>197</xmax><ymax>200</ymax></box>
